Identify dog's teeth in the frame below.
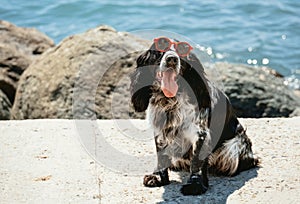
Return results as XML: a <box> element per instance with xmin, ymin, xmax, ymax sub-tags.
<box><xmin>156</xmin><ymin>72</ymin><xmax>163</xmax><ymax>79</ymax></box>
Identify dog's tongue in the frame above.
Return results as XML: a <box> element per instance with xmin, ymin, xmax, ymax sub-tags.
<box><xmin>161</xmin><ymin>70</ymin><xmax>178</xmax><ymax>98</ymax></box>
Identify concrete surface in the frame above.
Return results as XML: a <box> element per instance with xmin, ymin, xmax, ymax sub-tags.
<box><xmin>0</xmin><ymin>118</ymin><xmax>299</xmax><ymax>204</ymax></box>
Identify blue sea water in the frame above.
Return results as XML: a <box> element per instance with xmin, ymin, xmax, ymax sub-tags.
<box><xmin>1</xmin><ymin>0</ymin><xmax>299</xmax><ymax>88</ymax></box>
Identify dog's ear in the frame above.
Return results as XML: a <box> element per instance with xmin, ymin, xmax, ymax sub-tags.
<box><xmin>180</xmin><ymin>53</ymin><xmax>211</xmax><ymax>109</ymax></box>
<box><xmin>130</xmin><ymin>50</ymin><xmax>158</xmax><ymax>112</ymax></box>
<box><xmin>131</xmin><ymin>84</ymin><xmax>152</xmax><ymax>112</ymax></box>
<box><xmin>137</xmin><ymin>47</ymin><xmax>162</xmax><ymax>66</ymax></box>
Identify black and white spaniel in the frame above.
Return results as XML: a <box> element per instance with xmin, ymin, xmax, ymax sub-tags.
<box><xmin>130</xmin><ymin>37</ymin><xmax>259</xmax><ymax>195</ymax></box>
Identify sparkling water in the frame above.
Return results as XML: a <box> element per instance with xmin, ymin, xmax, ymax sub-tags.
<box><xmin>1</xmin><ymin>0</ymin><xmax>299</xmax><ymax>88</ymax></box>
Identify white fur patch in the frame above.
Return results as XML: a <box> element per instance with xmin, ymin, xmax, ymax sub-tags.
<box><xmin>147</xmin><ymin>92</ymin><xmax>211</xmax><ymax>167</ymax></box>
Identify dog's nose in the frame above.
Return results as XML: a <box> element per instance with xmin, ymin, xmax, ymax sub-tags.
<box><xmin>166</xmin><ymin>56</ymin><xmax>178</xmax><ymax>67</ymax></box>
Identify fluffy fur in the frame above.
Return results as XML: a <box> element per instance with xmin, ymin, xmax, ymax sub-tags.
<box><xmin>130</xmin><ymin>41</ymin><xmax>259</xmax><ymax>195</ymax></box>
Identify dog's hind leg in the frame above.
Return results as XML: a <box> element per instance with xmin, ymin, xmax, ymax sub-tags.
<box><xmin>234</xmin><ymin>130</ymin><xmax>260</xmax><ymax>175</ymax></box>
<box><xmin>208</xmin><ymin>129</ymin><xmax>259</xmax><ymax>176</ymax></box>
<box><xmin>181</xmin><ymin>130</ymin><xmax>210</xmax><ymax>195</ymax></box>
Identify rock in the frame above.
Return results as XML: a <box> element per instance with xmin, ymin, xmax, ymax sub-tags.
<box><xmin>0</xmin><ymin>20</ymin><xmax>54</xmax><ymax>109</ymax></box>
<box><xmin>0</xmin><ymin>44</ymin><xmax>30</xmax><ymax>103</ymax></box>
<box><xmin>213</xmin><ymin>62</ymin><xmax>300</xmax><ymax>117</ymax></box>
<box><xmin>10</xmin><ymin>24</ymin><xmax>300</xmax><ymax>119</ymax></box>
<box><xmin>0</xmin><ymin>20</ymin><xmax>54</xmax><ymax>57</ymax></box>
<box><xmin>0</xmin><ymin>89</ymin><xmax>11</xmax><ymax>120</ymax></box>
<box><xmin>11</xmin><ymin>25</ymin><xmax>150</xmax><ymax>119</ymax></box>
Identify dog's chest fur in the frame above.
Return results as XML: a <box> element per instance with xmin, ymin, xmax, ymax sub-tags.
<box><xmin>146</xmin><ymin>91</ymin><xmax>203</xmax><ymax>159</ymax></box>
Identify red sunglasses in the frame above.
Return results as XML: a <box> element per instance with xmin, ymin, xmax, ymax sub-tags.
<box><xmin>154</xmin><ymin>37</ymin><xmax>193</xmax><ymax>57</ymax></box>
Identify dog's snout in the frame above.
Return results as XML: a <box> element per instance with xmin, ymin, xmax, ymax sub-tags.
<box><xmin>160</xmin><ymin>50</ymin><xmax>180</xmax><ymax>72</ymax></box>
<box><xmin>165</xmin><ymin>56</ymin><xmax>179</xmax><ymax>68</ymax></box>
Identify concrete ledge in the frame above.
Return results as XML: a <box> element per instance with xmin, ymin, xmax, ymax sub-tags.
<box><xmin>1</xmin><ymin>118</ymin><xmax>300</xmax><ymax>203</ymax></box>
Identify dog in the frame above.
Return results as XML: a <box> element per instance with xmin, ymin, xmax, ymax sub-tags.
<box><xmin>130</xmin><ymin>37</ymin><xmax>259</xmax><ymax>195</ymax></box>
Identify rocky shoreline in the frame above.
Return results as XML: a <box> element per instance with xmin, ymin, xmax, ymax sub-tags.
<box><xmin>0</xmin><ymin>20</ymin><xmax>54</xmax><ymax>119</ymax></box>
<box><xmin>1</xmin><ymin>20</ymin><xmax>299</xmax><ymax>120</ymax></box>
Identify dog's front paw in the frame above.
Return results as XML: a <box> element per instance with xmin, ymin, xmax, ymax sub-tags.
<box><xmin>143</xmin><ymin>174</ymin><xmax>162</xmax><ymax>187</ymax></box>
<box><xmin>181</xmin><ymin>175</ymin><xmax>208</xmax><ymax>195</ymax></box>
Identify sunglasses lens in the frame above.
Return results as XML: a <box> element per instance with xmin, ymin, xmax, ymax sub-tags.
<box><xmin>177</xmin><ymin>42</ymin><xmax>191</xmax><ymax>56</ymax></box>
<box><xmin>155</xmin><ymin>38</ymin><xmax>170</xmax><ymax>52</ymax></box>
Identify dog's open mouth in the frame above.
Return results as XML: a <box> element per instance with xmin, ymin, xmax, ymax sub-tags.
<box><xmin>157</xmin><ymin>69</ymin><xmax>178</xmax><ymax>98</ymax></box>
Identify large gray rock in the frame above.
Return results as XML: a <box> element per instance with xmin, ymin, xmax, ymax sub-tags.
<box><xmin>10</xmin><ymin>25</ymin><xmax>300</xmax><ymax>119</ymax></box>
<box><xmin>0</xmin><ymin>89</ymin><xmax>11</xmax><ymax>120</ymax></box>
<box><xmin>0</xmin><ymin>20</ymin><xmax>54</xmax><ymax>115</ymax></box>
<box><xmin>213</xmin><ymin>62</ymin><xmax>300</xmax><ymax>117</ymax></box>
<box><xmin>11</xmin><ymin>26</ymin><xmax>149</xmax><ymax>119</ymax></box>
